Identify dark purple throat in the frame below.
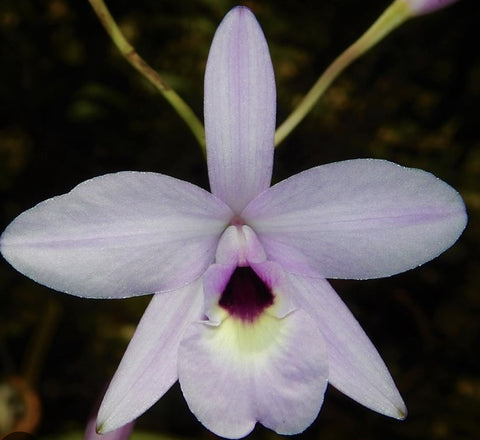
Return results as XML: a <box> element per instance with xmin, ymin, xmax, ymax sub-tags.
<box><xmin>219</xmin><ymin>266</ymin><xmax>274</xmax><ymax>323</ymax></box>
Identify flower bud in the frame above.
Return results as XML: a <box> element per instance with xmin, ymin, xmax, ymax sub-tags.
<box><xmin>403</xmin><ymin>0</ymin><xmax>459</xmax><ymax>16</ymax></box>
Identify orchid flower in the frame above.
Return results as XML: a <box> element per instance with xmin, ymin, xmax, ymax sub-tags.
<box><xmin>0</xmin><ymin>6</ymin><xmax>467</xmax><ymax>439</ymax></box>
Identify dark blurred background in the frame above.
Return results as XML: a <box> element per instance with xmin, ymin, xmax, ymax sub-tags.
<box><xmin>0</xmin><ymin>0</ymin><xmax>478</xmax><ymax>439</ymax></box>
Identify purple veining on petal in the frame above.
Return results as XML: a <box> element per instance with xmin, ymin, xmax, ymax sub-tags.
<box><xmin>205</xmin><ymin>6</ymin><xmax>276</xmax><ymax>213</ymax></box>
<box><xmin>219</xmin><ymin>266</ymin><xmax>274</xmax><ymax>322</ymax></box>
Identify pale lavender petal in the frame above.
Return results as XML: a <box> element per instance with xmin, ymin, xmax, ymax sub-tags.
<box><xmin>289</xmin><ymin>274</ymin><xmax>407</xmax><ymax>419</ymax></box>
<box><xmin>0</xmin><ymin>172</ymin><xmax>232</xmax><ymax>298</ymax></box>
<box><xmin>85</xmin><ymin>419</ymin><xmax>133</xmax><ymax>440</ymax></box>
<box><xmin>97</xmin><ymin>279</ymin><xmax>203</xmax><ymax>433</ymax></box>
<box><xmin>85</xmin><ymin>417</ymin><xmax>133</xmax><ymax>440</ymax></box>
<box><xmin>178</xmin><ymin>309</ymin><xmax>328</xmax><ymax>438</ymax></box>
<box><xmin>84</xmin><ymin>393</ymin><xmax>134</xmax><ymax>440</ymax></box>
<box><xmin>243</xmin><ymin>159</ymin><xmax>467</xmax><ymax>279</ymax></box>
<box><xmin>205</xmin><ymin>6</ymin><xmax>276</xmax><ymax>213</ymax></box>
<box><xmin>203</xmin><ymin>263</ymin><xmax>235</xmax><ymax>324</ymax></box>
<box><xmin>405</xmin><ymin>0</ymin><xmax>459</xmax><ymax>15</ymax></box>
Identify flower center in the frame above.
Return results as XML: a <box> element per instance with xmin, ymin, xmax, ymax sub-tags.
<box><xmin>219</xmin><ymin>266</ymin><xmax>274</xmax><ymax>323</ymax></box>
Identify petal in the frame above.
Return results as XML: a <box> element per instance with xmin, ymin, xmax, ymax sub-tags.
<box><xmin>97</xmin><ymin>279</ymin><xmax>204</xmax><ymax>433</ymax></box>
<box><xmin>178</xmin><ymin>309</ymin><xmax>328</xmax><ymax>438</ymax></box>
<box><xmin>84</xmin><ymin>391</ymin><xmax>134</xmax><ymax>440</ymax></box>
<box><xmin>203</xmin><ymin>263</ymin><xmax>235</xmax><ymax>324</ymax></box>
<box><xmin>1</xmin><ymin>172</ymin><xmax>232</xmax><ymax>298</ymax></box>
<box><xmin>289</xmin><ymin>274</ymin><xmax>406</xmax><ymax>419</ymax></box>
<box><xmin>85</xmin><ymin>419</ymin><xmax>133</xmax><ymax>440</ymax></box>
<box><xmin>243</xmin><ymin>159</ymin><xmax>467</xmax><ymax>279</ymax></box>
<box><xmin>205</xmin><ymin>6</ymin><xmax>276</xmax><ymax>213</ymax></box>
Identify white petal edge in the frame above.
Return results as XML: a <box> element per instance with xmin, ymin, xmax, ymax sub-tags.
<box><xmin>97</xmin><ymin>278</ymin><xmax>204</xmax><ymax>432</ymax></box>
<box><xmin>205</xmin><ymin>6</ymin><xmax>276</xmax><ymax>213</ymax></box>
<box><xmin>243</xmin><ymin>159</ymin><xmax>467</xmax><ymax>279</ymax></box>
<box><xmin>1</xmin><ymin>172</ymin><xmax>232</xmax><ymax>298</ymax></box>
<box><xmin>289</xmin><ymin>274</ymin><xmax>407</xmax><ymax>419</ymax></box>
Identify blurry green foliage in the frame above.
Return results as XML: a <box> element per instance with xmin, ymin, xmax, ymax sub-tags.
<box><xmin>0</xmin><ymin>0</ymin><xmax>479</xmax><ymax>439</ymax></box>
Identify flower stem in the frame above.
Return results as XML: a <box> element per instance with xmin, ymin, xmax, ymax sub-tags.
<box><xmin>274</xmin><ymin>0</ymin><xmax>412</xmax><ymax>146</ymax></box>
<box><xmin>87</xmin><ymin>0</ymin><xmax>206</xmax><ymax>155</ymax></box>
<box><xmin>22</xmin><ymin>298</ymin><xmax>61</xmax><ymax>388</ymax></box>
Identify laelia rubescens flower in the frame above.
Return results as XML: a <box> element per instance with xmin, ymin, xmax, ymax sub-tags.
<box><xmin>0</xmin><ymin>6</ymin><xmax>467</xmax><ymax>439</ymax></box>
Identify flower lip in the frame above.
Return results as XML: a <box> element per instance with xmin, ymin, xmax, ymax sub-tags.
<box><xmin>219</xmin><ymin>266</ymin><xmax>274</xmax><ymax>323</ymax></box>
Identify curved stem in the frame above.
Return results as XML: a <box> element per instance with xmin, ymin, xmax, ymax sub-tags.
<box><xmin>88</xmin><ymin>0</ymin><xmax>206</xmax><ymax>155</ymax></box>
<box><xmin>274</xmin><ymin>0</ymin><xmax>412</xmax><ymax>146</ymax></box>
<box><xmin>22</xmin><ymin>299</ymin><xmax>61</xmax><ymax>387</ymax></box>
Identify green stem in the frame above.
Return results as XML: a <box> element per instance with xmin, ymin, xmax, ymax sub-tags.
<box><xmin>22</xmin><ymin>299</ymin><xmax>61</xmax><ymax>387</ymax></box>
<box><xmin>274</xmin><ymin>0</ymin><xmax>412</xmax><ymax>146</ymax></box>
<box><xmin>88</xmin><ymin>0</ymin><xmax>206</xmax><ymax>155</ymax></box>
